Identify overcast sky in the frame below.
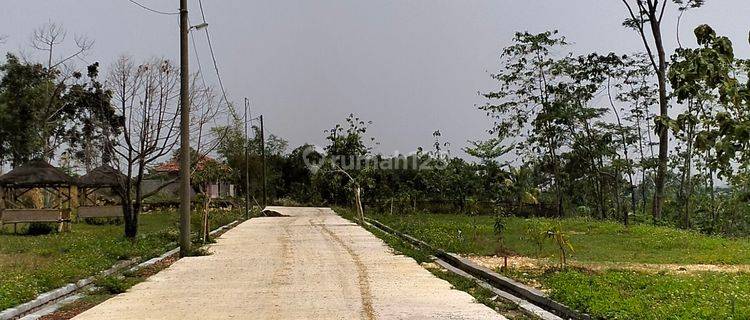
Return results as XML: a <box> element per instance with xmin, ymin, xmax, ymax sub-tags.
<box><xmin>1</xmin><ymin>0</ymin><xmax>749</xmax><ymax>159</ymax></box>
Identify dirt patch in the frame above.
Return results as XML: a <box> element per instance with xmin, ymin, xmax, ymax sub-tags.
<box><xmin>132</xmin><ymin>255</ymin><xmax>179</xmax><ymax>278</ymax></box>
<box><xmin>262</xmin><ymin>210</ymin><xmax>289</xmax><ymax>217</ymax></box>
<box><xmin>40</xmin><ymin>300</ymin><xmax>100</xmax><ymax>320</ymax></box>
<box><xmin>470</xmin><ymin>255</ymin><xmax>551</xmax><ymax>270</ymax></box>
<box><xmin>468</xmin><ymin>255</ymin><xmax>750</xmax><ymax>275</ymax></box>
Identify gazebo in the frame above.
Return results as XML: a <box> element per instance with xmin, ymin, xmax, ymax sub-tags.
<box><xmin>0</xmin><ymin>160</ymin><xmax>75</xmax><ymax>233</ymax></box>
<box><xmin>77</xmin><ymin>165</ymin><xmax>127</xmax><ymax>221</ymax></box>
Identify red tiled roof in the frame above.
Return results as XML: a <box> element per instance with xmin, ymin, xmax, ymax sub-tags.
<box><xmin>153</xmin><ymin>156</ymin><xmax>220</xmax><ymax>173</ymax></box>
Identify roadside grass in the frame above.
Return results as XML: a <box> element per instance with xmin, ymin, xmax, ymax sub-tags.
<box><xmin>0</xmin><ymin>208</ymin><xmax>244</xmax><ymax>311</ymax></box>
<box><xmin>500</xmin><ymin>267</ymin><xmax>750</xmax><ymax>319</ymax></box>
<box><xmin>367</xmin><ymin>212</ymin><xmax>750</xmax><ymax>265</ymax></box>
<box><xmin>363</xmin><ymin>210</ymin><xmax>750</xmax><ymax>319</ymax></box>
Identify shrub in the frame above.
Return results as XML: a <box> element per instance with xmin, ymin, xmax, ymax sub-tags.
<box><xmin>83</xmin><ymin>217</ymin><xmax>123</xmax><ymax>225</ymax></box>
<box><xmin>26</xmin><ymin>222</ymin><xmax>56</xmax><ymax>235</ymax></box>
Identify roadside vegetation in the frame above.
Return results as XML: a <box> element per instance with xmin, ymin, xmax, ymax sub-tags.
<box><xmin>0</xmin><ymin>209</ymin><xmax>243</xmax><ymax>311</ymax></box>
<box><xmin>2</xmin><ymin>2</ymin><xmax>750</xmax><ymax>319</ymax></box>
<box><xmin>363</xmin><ymin>210</ymin><xmax>750</xmax><ymax>319</ymax></box>
<box><xmin>369</xmin><ymin>213</ymin><xmax>750</xmax><ymax>265</ymax></box>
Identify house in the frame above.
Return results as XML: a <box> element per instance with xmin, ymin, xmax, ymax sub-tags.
<box><xmin>144</xmin><ymin>156</ymin><xmax>235</xmax><ymax>199</ymax></box>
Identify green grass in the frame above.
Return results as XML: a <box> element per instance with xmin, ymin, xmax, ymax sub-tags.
<box><xmin>362</xmin><ymin>211</ymin><xmax>750</xmax><ymax>319</ymax></box>
<box><xmin>498</xmin><ymin>267</ymin><xmax>750</xmax><ymax>319</ymax></box>
<box><xmin>0</xmin><ymin>209</ymin><xmax>244</xmax><ymax>310</ymax></box>
<box><xmin>368</xmin><ymin>212</ymin><xmax>750</xmax><ymax>265</ymax></box>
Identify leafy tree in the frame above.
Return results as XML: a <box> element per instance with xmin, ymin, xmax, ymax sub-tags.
<box><xmin>60</xmin><ymin>62</ymin><xmax>121</xmax><ymax>171</ymax></box>
<box><xmin>481</xmin><ymin>30</ymin><xmax>570</xmax><ymax>217</ymax></box>
<box><xmin>669</xmin><ymin>24</ymin><xmax>746</xmax><ymax>231</ymax></box>
<box><xmin>316</xmin><ymin>114</ymin><xmax>376</xmax><ymax>222</ymax></box>
<box><xmin>620</xmin><ymin>0</ymin><xmax>707</xmax><ymax>222</ymax></box>
<box><xmin>0</xmin><ymin>54</ymin><xmax>119</xmax><ymax>167</ymax></box>
<box><xmin>619</xmin><ymin>54</ymin><xmax>659</xmax><ymax>218</ymax></box>
<box><xmin>0</xmin><ymin>54</ymin><xmax>56</xmax><ymax>165</ymax></box>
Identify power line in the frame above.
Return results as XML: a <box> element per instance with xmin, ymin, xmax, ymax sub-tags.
<box><xmin>127</xmin><ymin>0</ymin><xmax>179</xmax><ymax>15</ymax></box>
<box><xmin>188</xmin><ymin>18</ymin><xmax>208</xmax><ymax>89</ymax></box>
<box><xmin>197</xmin><ymin>0</ymin><xmax>238</xmax><ymax>121</ymax></box>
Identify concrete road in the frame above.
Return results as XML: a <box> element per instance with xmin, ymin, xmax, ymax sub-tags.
<box><xmin>74</xmin><ymin>207</ymin><xmax>506</xmax><ymax>319</ymax></box>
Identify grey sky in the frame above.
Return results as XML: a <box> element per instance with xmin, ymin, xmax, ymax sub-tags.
<box><xmin>1</xmin><ymin>0</ymin><xmax>749</xmax><ymax>158</ymax></box>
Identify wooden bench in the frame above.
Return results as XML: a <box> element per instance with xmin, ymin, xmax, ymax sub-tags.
<box><xmin>0</xmin><ymin>209</ymin><xmax>71</xmax><ymax>233</ymax></box>
<box><xmin>77</xmin><ymin>206</ymin><xmax>124</xmax><ymax>221</ymax></box>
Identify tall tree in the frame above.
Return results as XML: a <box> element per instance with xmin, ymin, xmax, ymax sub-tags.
<box><xmin>620</xmin><ymin>0</ymin><xmax>706</xmax><ymax>222</ymax></box>
<box><xmin>0</xmin><ymin>54</ymin><xmax>117</xmax><ymax>167</ymax></box>
<box><xmin>619</xmin><ymin>54</ymin><xmax>659</xmax><ymax>218</ymax></box>
<box><xmin>481</xmin><ymin>31</ymin><xmax>570</xmax><ymax>217</ymax></box>
<box><xmin>0</xmin><ymin>54</ymin><xmax>56</xmax><ymax>165</ymax></box>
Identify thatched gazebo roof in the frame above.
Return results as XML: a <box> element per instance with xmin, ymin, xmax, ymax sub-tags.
<box><xmin>0</xmin><ymin>160</ymin><xmax>75</xmax><ymax>188</ymax></box>
<box><xmin>78</xmin><ymin>165</ymin><xmax>127</xmax><ymax>188</ymax></box>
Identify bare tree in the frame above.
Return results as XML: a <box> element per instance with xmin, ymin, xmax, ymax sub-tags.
<box><xmin>106</xmin><ymin>56</ymin><xmax>180</xmax><ymax>238</ymax></box>
<box><xmin>30</xmin><ymin>21</ymin><xmax>93</xmax><ymax>70</ymax></box>
<box><xmin>26</xmin><ymin>22</ymin><xmax>96</xmax><ymax>160</ymax></box>
<box><xmin>105</xmin><ymin>56</ymin><xmax>230</xmax><ymax>239</ymax></box>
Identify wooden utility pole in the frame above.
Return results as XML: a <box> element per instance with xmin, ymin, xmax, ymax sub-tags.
<box><xmin>244</xmin><ymin>98</ymin><xmax>250</xmax><ymax>219</ymax></box>
<box><xmin>178</xmin><ymin>0</ymin><xmax>191</xmax><ymax>257</ymax></box>
<box><xmin>260</xmin><ymin>115</ymin><xmax>267</xmax><ymax>207</ymax></box>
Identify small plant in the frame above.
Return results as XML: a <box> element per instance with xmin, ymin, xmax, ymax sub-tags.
<box><xmin>546</xmin><ymin>224</ymin><xmax>574</xmax><ymax>268</ymax></box>
<box><xmin>466</xmin><ymin>197</ymin><xmax>481</xmax><ymax>241</ymax></box>
<box><xmin>492</xmin><ymin>215</ymin><xmax>511</xmax><ymax>270</ymax></box>
<box><xmin>95</xmin><ymin>276</ymin><xmax>132</xmax><ymax>294</ymax></box>
<box><xmin>523</xmin><ymin>220</ymin><xmax>550</xmax><ymax>256</ymax></box>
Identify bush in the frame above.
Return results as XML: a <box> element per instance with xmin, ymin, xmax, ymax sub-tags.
<box><xmin>83</xmin><ymin>217</ymin><xmax>123</xmax><ymax>225</ymax></box>
<box><xmin>26</xmin><ymin>222</ymin><xmax>56</xmax><ymax>235</ymax></box>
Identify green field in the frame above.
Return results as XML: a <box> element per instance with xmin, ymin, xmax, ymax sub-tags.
<box><xmin>359</xmin><ymin>211</ymin><xmax>750</xmax><ymax>319</ymax></box>
<box><xmin>0</xmin><ymin>209</ymin><xmax>243</xmax><ymax>311</ymax></box>
<box><xmin>368</xmin><ymin>213</ymin><xmax>750</xmax><ymax>265</ymax></box>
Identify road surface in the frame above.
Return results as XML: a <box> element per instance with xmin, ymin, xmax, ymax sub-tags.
<box><xmin>74</xmin><ymin>207</ymin><xmax>506</xmax><ymax>319</ymax></box>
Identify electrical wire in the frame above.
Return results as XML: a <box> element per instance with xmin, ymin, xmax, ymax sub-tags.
<box><xmin>197</xmin><ymin>0</ymin><xmax>238</xmax><ymax>121</ymax></box>
<box><xmin>127</xmin><ymin>0</ymin><xmax>179</xmax><ymax>15</ymax></box>
<box><xmin>188</xmin><ymin>18</ymin><xmax>208</xmax><ymax>90</ymax></box>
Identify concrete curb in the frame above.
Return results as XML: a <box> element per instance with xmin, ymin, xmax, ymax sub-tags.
<box><xmin>364</xmin><ymin>217</ymin><xmax>589</xmax><ymax>320</ymax></box>
<box><xmin>365</xmin><ymin>218</ymin><xmax>436</xmax><ymax>251</ymax></box>
<box><xmin>433</xmin><ymin>257</ymin><xmax>562</xmax><ymax>320</ymax></box>
<box><xmin>1</xmin><ymin>219</ymin><xmax>243</xmax><ymax>320</ymax></box>
<box><xmin>437</xmin><ymin>252</ymin><xmax>589</xmax><ymax>320</ymax></box>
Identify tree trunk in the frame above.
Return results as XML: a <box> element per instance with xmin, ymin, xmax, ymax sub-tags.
<box><xmin>354</xmin><ymin>186</ymin><xmax>364</xmax><ymax>223</ymax></box>
<box><xmin>609</xmin><ymin>84</ymin><xmax>636</xmax><ymax>225</ymax></box>
<box><xmin>203</xmin><ymin>193</ymin><xmax>212</xmax><ymax>243</ymax></box>
<box><xmin>650</xmin><ymin>14</ymin><xmax>669</xmax><ymax>224</ymax></box>
<box><xmin>124</xmin><ymin>202</ymin><xmax>140</xmax><ymax>239</ymax></box>
<box><xmin>708</xmin><ymin>150</ymin><xmax>717</xmax><ymax>233</ymax></box>
<box><xmin>683</xmin><ymin>114</ymin><xmax>695</xmax><ymax>229</ymax></box>
<box><xmin>548</xmin><ymin>140</ymin><xmax>564</xmax><ymax>218</ymax></box>
<box><xmin>634</xmin><ymin>103</ymin><xmax>649</xmax><ymax>218</ymax></box>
